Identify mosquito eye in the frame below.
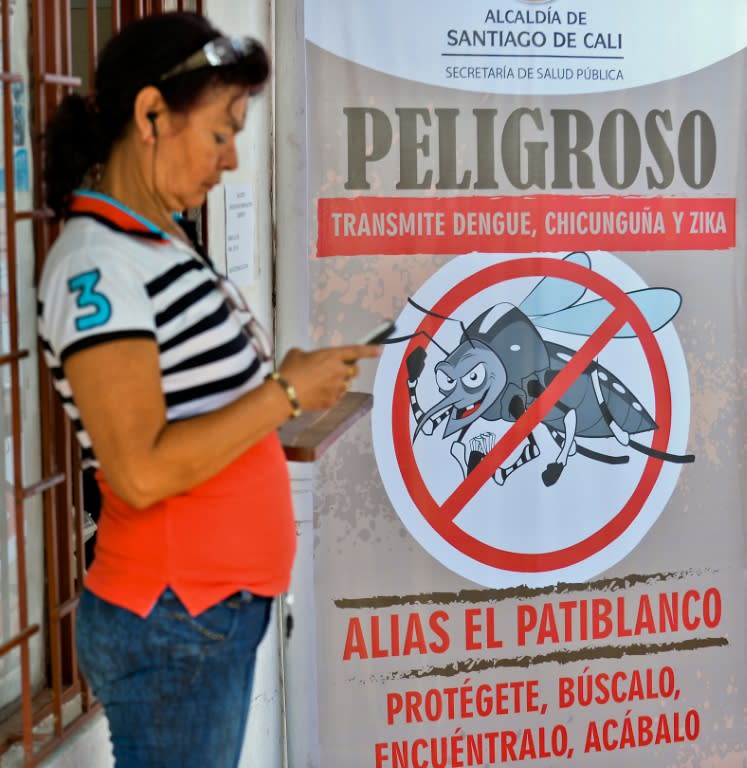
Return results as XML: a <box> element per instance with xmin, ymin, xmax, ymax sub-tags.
<box><xmin>461</xmin><ymin>363</ymin><xmax>486</xmax><ymax>389</ymax></box>
<box><xmin>436</xmin><ymin>368</ymin><xmax>457</xmax><ymax>392</ymax></box>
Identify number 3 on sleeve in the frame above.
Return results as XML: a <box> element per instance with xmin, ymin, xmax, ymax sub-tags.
<box><xmin>68</xmin><ymin>270</ymin><xmax>112</xmax><ymax>331</ymax></box>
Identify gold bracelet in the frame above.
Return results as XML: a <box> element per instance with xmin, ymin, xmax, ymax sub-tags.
<box><xmin>265</xmin><ymin>371</ymin><xmax>302</xmax><ymax>418</ymax></box>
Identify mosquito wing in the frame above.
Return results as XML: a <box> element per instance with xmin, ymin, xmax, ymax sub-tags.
<box><xmin>519</xmin><ymin>251</ymin><xmax>592</xmax><ymax>317</ymax></box>
<box><xmin>531</xmin><ymin>288</ymin><xmax>682</xmax><ymax>338</ymax></box>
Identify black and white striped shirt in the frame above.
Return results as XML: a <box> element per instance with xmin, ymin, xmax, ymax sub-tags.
<box><xmin>37</xmin><ymin>191</ymin><xmax>266</xmax><ymax>467</ymax></box>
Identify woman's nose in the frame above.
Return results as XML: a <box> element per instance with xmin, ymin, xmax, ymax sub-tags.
<box><xmin>221</xmin><ymin>139</ymin><xmax>239</xmax><ymax>171</ymax></box>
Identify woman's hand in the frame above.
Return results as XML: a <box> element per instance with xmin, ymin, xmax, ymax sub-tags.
<box><xmin>277</xmin><ymin>344</ymin><xmax>382</xmax><ymax>411</ymax></box>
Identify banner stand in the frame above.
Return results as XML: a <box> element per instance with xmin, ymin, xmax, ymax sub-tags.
<box><xmin>278</xmin><ymin>392</ymin><xmax>373</xmax><ymax>462</ymax></box>
<box><xmin>275</xmin><ymin>392</ymin><xmax>373</xmax><ymax>767</ymax></box>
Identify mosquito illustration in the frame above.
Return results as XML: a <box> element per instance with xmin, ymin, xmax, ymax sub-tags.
<box><xmin>386</xmin><ymin>252</ymin><xmax>694</xmax><ymax>487</ymax></box>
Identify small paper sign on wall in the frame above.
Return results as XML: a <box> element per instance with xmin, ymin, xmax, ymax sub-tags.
<box><xmin>224</xmin><ymin>182</ymin><xmax>256</xmax><ymax>280</ymax></box>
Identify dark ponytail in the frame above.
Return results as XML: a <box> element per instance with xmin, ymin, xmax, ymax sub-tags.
<box><xmin>43</xmin><ymin>92</ymin><xmax>105</xmax><ymax>218</ymax></box>
<box><xmin>43</xmin><ymin>11</ymin><xmax>269</xmax><ymax>219</ymax></box>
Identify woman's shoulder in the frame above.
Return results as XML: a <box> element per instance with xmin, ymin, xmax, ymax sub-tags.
<box><xmin>39</xmin><ymin>218</ymin><xmax>121</xmax><ymax>294</ymax></box>
<box><xmin>41</xmin><ymin>215</ymin><xmax>105</xmax><ymax>270</ymax></box>
<box><xmin>39</xmin><ymin>215</ymin><xmax>180</xmax><ymax>293</ymax></box>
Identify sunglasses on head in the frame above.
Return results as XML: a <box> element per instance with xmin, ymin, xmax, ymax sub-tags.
<box><xmin>160</xmin><ymin>36</ymin><xmax>261</xmax><ymax>82</ymax></box>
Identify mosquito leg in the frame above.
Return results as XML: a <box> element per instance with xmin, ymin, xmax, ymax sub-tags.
<box><xmin>555</xmin><ymin>408</ymin><xmax>577</xmax><ymax>466</ymax></box>
<box><xmin>541</xmin><ymin>408</ymin><xmax>576</xmax><ymax>487</ymax></box>
<box><xmin>450</xmin><ymin>441</ymin><xmax>468</xmax><ymax>479</ymax></box>
<box><xmin>449</xmin><ymin>426</ymin><xmax>472</xmax><ymax>479</ymax></box>
<box><xmin>591</xmin><ymin>367</ymin><xmax>630</xmax><ymax>446</ymax></box>
<box><xmin>494</xmin><ymin>432</ymin><xmax>540</xmax><ymax>485</ymax></box>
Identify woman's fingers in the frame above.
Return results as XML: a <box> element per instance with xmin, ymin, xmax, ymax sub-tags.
<box><xmin>278</xmin><ymin>344</ymin><xmax>382</xmax><ymax>411</ymax></box>
<box><xmin>339</xmin><ymin>344</ymin><xmax>385</xmax><ymax>363</ymax></box>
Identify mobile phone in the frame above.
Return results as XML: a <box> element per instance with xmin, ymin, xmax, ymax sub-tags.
<box><xmin>357</xmin><ymin>320</ymin><xmax>396</xmax><ymax>345</ymax></box>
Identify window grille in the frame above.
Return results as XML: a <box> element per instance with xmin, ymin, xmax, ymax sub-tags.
<box><xmin>0</xmin><ymin>2</ymin><xmax>202</xmax><ymax>764</ymax></box>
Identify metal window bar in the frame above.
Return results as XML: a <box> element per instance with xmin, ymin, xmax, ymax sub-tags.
<box><xmin>0</xmin><ymin>1</ymin><xmax>201</xmax><ymax>764</ymax></box>
<box><xmin>0</xmin><ymin>0</ymin><xmax>42</xmax><ymax>761</ymax></box>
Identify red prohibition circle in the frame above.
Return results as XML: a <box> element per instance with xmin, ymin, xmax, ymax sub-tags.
<box><xmin>390</xmin><ymin>257</ymin><xmax>673</xmax><ymax>572</ymax></box>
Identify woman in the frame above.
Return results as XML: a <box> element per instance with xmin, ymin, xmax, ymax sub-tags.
<box><xmin>38</xmin><ymin>11</ymin><xmax>379</xmax><ymax>768</ymax></box>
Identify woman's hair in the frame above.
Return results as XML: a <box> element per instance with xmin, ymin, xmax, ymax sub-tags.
<box><xmin>44</xmin><ymin>11</ymin><xmax>269</xmax><ymax>218</ymax></box>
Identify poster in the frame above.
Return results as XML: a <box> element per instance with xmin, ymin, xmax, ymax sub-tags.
<box><xmin>305</xmin><ymin>1</ymin><xmax>747</xmax><ymax>765</ymax></box>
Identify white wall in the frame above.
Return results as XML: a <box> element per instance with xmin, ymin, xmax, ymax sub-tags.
<box><xmin>205</xmin><ymin>0</ymin><xmax>276</xmax><ymax>331</ymax></box>
<box><xmin>271</xmin><ymin>0</ymin><xmax>323</xmax><ymax>764</ymax></box>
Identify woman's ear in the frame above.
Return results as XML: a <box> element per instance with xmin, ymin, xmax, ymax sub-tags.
<box><xmin>134</xmin><ymin>86</ymin><xmax>167</xmax><ymax>145</ymax></box>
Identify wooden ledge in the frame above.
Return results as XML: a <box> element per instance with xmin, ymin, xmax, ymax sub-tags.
<box><xmin>277</xmin><ymin>391</ymin><xmax>373</xmax><ymax>462</ymax></box>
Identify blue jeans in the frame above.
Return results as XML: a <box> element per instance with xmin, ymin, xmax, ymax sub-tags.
<box><xmin>77</xmin><ymin>587</ymin><xmax>272</xmax><ymax>768</ymax></box>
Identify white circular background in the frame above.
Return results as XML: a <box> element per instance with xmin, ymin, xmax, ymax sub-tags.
<box><xmin>372</xmin><ymin>251</ymin><xmax>691</xmax><ymax>587</ymax></box>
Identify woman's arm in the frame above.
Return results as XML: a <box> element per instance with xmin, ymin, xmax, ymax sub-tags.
<box><xmin>64</xmin><ymin>337</ymin><xmax>379</xmax><ymax>509</ymax></box>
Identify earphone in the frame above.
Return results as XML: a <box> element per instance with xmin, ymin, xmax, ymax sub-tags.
<box><xmin>147</xmin><ymin>111</ymin><xmax>158</xmax><ymax>139</ymax></box>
